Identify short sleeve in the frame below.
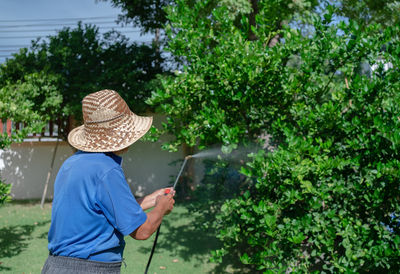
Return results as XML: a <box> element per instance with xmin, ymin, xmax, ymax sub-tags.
<box><xmin>96</xmin><ymin>167</ymin><xmax>147</xmax><ymax>236</ymax></box>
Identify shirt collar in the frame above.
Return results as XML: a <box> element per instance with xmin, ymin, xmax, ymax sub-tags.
<box><xmin>75</xmin><ymin>150</ymin><xmax>123</xmax><ymax>166</ymax></box>
<box><xmin>105</xmin><ymin>152</ymin><xmax>123</xmax><ymax>166</ymax></box>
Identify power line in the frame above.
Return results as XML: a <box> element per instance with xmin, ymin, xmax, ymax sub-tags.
<box><xmin>0</xmin><ymin>35</ymin><xmax>47</xmax><ymax>39</ymax></box>
<box><xmin>0</xmin><ymin>29</ymin><xmax>55</xmax><ymax>33</ymax></box>
<box><xmin>0</xmin><ymin>16</ymin><xmax>117</xmax><ymax>23</ymax></box>
<box><xmin>0</xmin><ymin>30</ymin><xmax>144</xmax><ymax>39</ymax></box>
<box><xmin>0</xmin><ymin>45</ymin><xmax>31</xmax><ymax>48</ymax></box>
<box><xmin>0</xmin><ymin>21</ymin><xmax>119</xmax><ymax>29</ymax></box>
<box><xmin>0</xmin><ymin>40</ymin><xmax>154</xmax><ymax>54</ymax></box>
<box><xmin>0</xmin><ymin>40</ymin><xmax>152</xmax><ymax>50</ymax></box>
<box><xmin>0</xmin><ymin>27</ymin><xmax>141</xmax><ymax>33</ymax></box>
<box><xmin>0</xmin><ymin>49</ymin><xmax>22</xmax><ymax>52</ymax></box>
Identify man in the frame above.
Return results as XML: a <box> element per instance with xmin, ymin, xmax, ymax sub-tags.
<box><xmin>42</xmin><ymin>89</ymin><xmax>175</xmax><ymax>273</ymax></box>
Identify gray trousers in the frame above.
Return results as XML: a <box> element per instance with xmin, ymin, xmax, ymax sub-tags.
<box><xmin>42</xmin><ymin>255</ymin><xmax>122</xmax><ymax>274</ymax></box>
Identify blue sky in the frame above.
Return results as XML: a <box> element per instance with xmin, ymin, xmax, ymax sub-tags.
<box><xmin>0</xmin><ymin>0</ymin><xmax>153</xmax><ymax>63</ymax></box>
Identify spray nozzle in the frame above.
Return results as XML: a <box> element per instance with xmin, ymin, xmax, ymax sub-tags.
<box><xmin>168</xmin><ymin>155</ymin><xmax>191</xmax><ymax>191</ymax></box>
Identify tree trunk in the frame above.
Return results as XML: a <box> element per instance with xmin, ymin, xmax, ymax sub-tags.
<box><xmin>248</xmin><ymin>0</ymin><xmax>259</xmax><ymax>41</ymax></box>
<box><xmin>154</xmin><ymin>28</ymin><xmax>161</xmax><ymax>71</ymax></box>
<box><xmin>41</xmin><ymin>138</ymin><xmax>59</xmax><ymax>209</ymax></box>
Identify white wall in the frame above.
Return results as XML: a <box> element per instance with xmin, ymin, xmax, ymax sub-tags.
<box><xmin>0</xmin><ymin>141</ymin><xmax>70</xmax><ymax>199</ymax></box>
<box><xmin>0</xmin><ymin>115</ymin><xmax>188</xmax><ymax>200</ymax></box>
<box><xmin>121</xmin><ymin>137</ymin><xmax>184</xmax><ymax>197</ymax></box>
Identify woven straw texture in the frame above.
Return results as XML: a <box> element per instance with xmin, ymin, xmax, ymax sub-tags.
<box><xmin>68</xmin><ymin>89</ymin><xmax>153</xmax><ymax>152</ymax></box>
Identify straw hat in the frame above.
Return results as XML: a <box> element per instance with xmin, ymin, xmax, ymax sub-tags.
<box><xmin>68</xmin><ymin>89</ymin><xmax>153</xmax><ymax>152</ymax></box>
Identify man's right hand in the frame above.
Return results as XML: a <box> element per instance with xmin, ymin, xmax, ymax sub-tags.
<box><xmin>155</xmin><ymin>193</ymin><xmax>175</xmax><ymax>215</ymax></box>
<box><xmin>131</xmin><ymin>194</ymin><xmax>175</xmax><ymax>240</ymax></box>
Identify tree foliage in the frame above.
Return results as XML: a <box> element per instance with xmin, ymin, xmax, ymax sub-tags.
<box><xmin>101</xmin><ymin>0</ymin><xmax>319</xmax><ymax>35</ymax></box>
<box><xmin>147</xmin><ymin>0</ymin><xmax>318</xmax><ymax>152</ymax></box>
<box><xmin>0</xmin><ymin>72</ymin><xmax>62</xmax><ymax>204</ymax></box>
<box><xmin>148</xmin><ymin>0</ymin><xmax>400</xmax><ymax>272</ymax></box>
<box><xmin>0</xmin><ymin>23</ymin><xmax>164</xmax><ymax>125</ymax></box>
<box><xmin>0</xmin><ymin>71</ymin><xmax>62</xmax><ymax>147</ymax></box>
<box><xmin>98</xmin><ymin>0</ymin><xmax>173</xmax><ymax>33</ymax></box>
<box><xmin>221</xmin><ymin>20</ymin><xmax>400</xmax><ymax>271</ymax></box>
<box><xmin>0</xmin><ymin>178</ymin><xmax>11</xmax><ymax>205</ymax></box>
<box><xmin>334</xmin><ymin>0</ymin><xmax>400</xmax><ymax>28</ymax></box>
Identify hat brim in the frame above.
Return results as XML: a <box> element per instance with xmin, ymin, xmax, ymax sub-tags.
<box><xmin>68</xmin><ymin>113</ymin><xmax>153</xmax><ymax>152</ymax></box>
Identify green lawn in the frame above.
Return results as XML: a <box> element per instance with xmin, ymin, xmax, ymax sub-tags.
<box><xmin>0</xmin><ymin>201</ymin><xmax>233</xmax><ymax>274</ymax></box>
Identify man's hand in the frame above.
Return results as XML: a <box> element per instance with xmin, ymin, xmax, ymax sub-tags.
<box><xmin>155</xmin><ymin>192</ymin><xmax>175</xmax><ymax>215</ymax></box>
<box><xmin>131</xmin><ymin>192</ymin><xmax>175</xmax><ymax>240</ymax></box>
<box><xmin>137</xmin><ymin>188</ymin><xmax>175</xmax><ymax>210</ymax></box>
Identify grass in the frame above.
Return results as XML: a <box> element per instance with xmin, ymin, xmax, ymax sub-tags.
<box><xmin>0</xmin><ymin>200</ymin><xmax>233</xmax><ymax>274</ymax></box>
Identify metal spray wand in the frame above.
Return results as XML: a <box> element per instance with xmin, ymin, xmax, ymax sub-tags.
<box><xmin>165</xmin><ymin>155</ymin><xmax>192</xmax><ymax>194</ymax></box>
<box><xmin>144</xmin><ymin>155</ymin><xmax>192</xmax><ymax>274</ymax></box>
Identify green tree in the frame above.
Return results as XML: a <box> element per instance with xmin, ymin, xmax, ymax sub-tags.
<box><xmin>148</xmin><ymin>0</ymin><xmax>400</xmax><ymax>272</ymax></box>
<box><xmin>0</xmin><ymin>23</ymin><xmax>164</xmax><ymax>130</ymax></box>
<box><xmin>217</xmin><ymin>21</ymin><xmax>400</xmax><ymax>271</ymax></box>
<box><xmin>333</xmin><ymin>0</ymin><xmax>400</xmax><ymax>28</ymax></box>
<box><xmin>98</xmin><ymin>0</ymin><xmax>173</xmax><ymax>33</ymax></box>
<box><xmin>147</xmin><ymin>0</ymin><xmax>319</xmax><ymax>152</ymax></box>
<box><xmin>0</xmin><ymin>72</ymin><xmax>62</xmax><ymax>204</ymax></box>
<box><xmin>100</xmin><ymin>0</ymin><xmax>318</xmax><ymax>42</ymax></box>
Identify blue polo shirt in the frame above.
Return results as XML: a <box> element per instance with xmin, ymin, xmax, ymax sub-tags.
<box><xmin>48</xmin><ymin>151</ymin><xmax>147</xmax><ymax>262</ymax></box>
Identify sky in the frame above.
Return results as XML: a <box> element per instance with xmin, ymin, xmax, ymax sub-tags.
<box><xmin>0</xmin><ymin>0</ymin><xmax>153</xmax><ymax>63</ymax></box>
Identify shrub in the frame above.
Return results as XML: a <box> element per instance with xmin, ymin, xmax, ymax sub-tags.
<box><xmin>214</xmin><ymin>23</ymin><xmax>400</xmax><ymax>273</ymax></box>
<box><xmin>0</xmin><ymin>179</ymin><xmax>11</xmax><ymax>205</ymax></box>
<box><xmin>149</xmin><ymin>0</ymin><xmax>400</xmax><ymax>271</ymax></box>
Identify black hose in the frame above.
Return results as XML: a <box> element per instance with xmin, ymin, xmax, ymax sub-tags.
<box><xmin>143</xmin><ymin>156</ymin><xmax>191</xmax><ymax>274</ymax></box>
<box><xmin>144</xmin><ymin>224</ymin><xmax>161</xmax><ymax>274</ymax></box>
